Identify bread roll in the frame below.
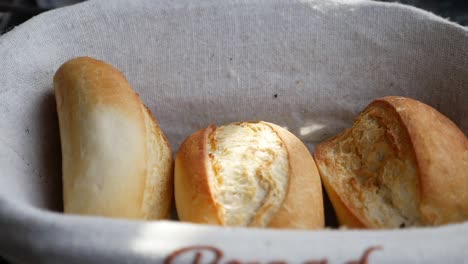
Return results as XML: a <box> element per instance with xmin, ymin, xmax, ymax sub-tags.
<box><xmin>54</xmin><ymin>57</ymin><xmax>173</xmax><ymax>219</ymax></box>
<box><xmin>175</xmin><ymin>121</ymin><xmax>324</xmax><ymax>229</ymax></box>
<box><xmin>314</xmin><ymin>96</ymin><xmax>468</xmax><ymax>228</ymax></box>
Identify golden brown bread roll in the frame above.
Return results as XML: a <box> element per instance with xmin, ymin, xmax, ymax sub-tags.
<box><xmin>54</xmin><ymin>57</ymin><xmax>173</xmax><ymax>219</ymax></box>
<box><xmin>314</xmin><ymin>96</ymin><xmax>468</xmax><ymax>228</ymax></box>
<box><xmin>175</xmin><ymin>121</ymin><xmax>324</xmax><ymax>229</ymax></box>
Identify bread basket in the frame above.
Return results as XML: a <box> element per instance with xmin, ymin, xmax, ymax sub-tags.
<box><xmin>0</xmin><ymin>0</ymin><xmax>466</xmax><ymax>263</ymax></box>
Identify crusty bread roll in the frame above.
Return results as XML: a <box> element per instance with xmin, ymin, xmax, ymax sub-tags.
<box><xmin>175</xmin><ymin>121</ymin><xmax>324</xmax><ymax>229</ymax></box>
<box><xmin>54</xmin><ymin>57</ymin><xmax>173</xmax><ymax>219</ymax></box>
<box><xmin>314</xmin><ymin>96</ymin><xmax>468</xmax><ymax>228</ymax></box>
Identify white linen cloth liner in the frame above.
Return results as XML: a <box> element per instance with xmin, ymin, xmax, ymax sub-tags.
<box><xmin>0</xmin><ymin>0</ymin><xmax>467</xmax><ymax>263</ymax></box>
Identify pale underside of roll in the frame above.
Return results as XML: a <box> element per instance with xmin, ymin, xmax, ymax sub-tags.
<box><xmin>54</xmin><ymin>57</ymin><xmax>174</xmax><ymax>220</ymax></box>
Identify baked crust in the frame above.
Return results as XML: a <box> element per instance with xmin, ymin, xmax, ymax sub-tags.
<box><xmin>174</xmin><ymin>125</ymin><xmax>220</xmax><ymax>225</ymax></box>
<box><xmin>175</xmin><ymin>121</ymin><xmax>324</xmax><ymax>229</ymax></box>
<box><xmin>266</xmin><ymin>122</ymin><xmax>324</xmax><ymax>229</ymax></box>
<box><xmin>54</xmin><ymin>57</ymin><xmax>173</xmax><ymax>219</ymax></box>
<box><xmin>314</xmin><ymin>96</ymin><xmax>468</xmax><ymax>228</ymax></box>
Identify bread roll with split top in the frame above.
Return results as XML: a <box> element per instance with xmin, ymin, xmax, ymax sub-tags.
<box><xmin>314</xmin><ymin>96</ymin><xmax>468</xmax><ymax>228</ymax></box>
<box><xmin>175</xmin><ymin>121</ymin><xmax>324</xmax><ymax>229</ymax></box>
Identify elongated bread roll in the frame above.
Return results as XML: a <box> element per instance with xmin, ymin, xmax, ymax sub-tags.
<box><xmin>54</xmin><ymin>57</ymin><xmax>173</xmax><ymax>219</ymax></box>
<box><xmin>175</xmin><ymin>121</ymin><xmax>324</xmax><ymax>229</ymax></box>
<box><xmin>314</xmin><ymin>96</ymin><xmax>468</xmax><ymax>228</ymax></box>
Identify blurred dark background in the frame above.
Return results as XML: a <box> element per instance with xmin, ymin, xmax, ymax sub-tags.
<box><xmin>0</xmin><ymin>0</ymin><xmax>467</xmax><ymax>34</ymax></box>
<box><xmin>381</xmin><ymin>0</ymin><xmax>468</xmax><ymax>25</ymax></box>
<box><xmin>0</xmin><ymin>0</ymin><xmax>80</xmax><ymax>33</ymax></box>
